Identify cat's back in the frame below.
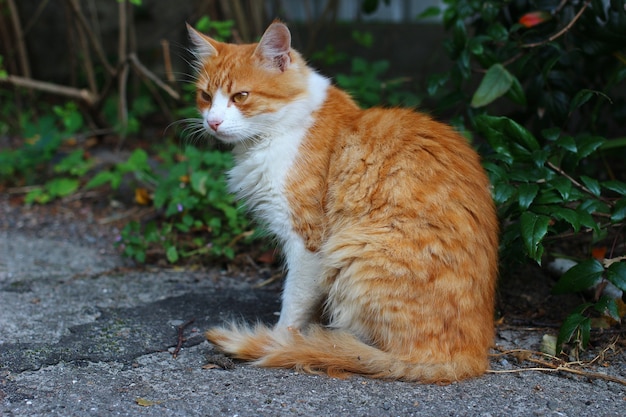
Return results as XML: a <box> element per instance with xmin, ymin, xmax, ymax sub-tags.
<box><xmin>327</xmin><ymin>105</ymin><xmax>494</xmax><ymax>214</ymax></box>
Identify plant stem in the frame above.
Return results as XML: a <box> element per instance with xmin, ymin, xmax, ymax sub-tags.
<box><xmin>521</xmin><ymin>1</ymin><xmax>591</xmax><ymax>48</ymax></box>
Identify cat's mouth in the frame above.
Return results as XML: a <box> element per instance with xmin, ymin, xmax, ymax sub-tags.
<box><xmin>208</xmin><ymin>129</ymin><xmax>240</xmax><ymax>144</ymax></box>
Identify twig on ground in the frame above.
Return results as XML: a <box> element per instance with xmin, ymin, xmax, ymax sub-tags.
<box><xmin>171</xmin><ymin>318</ymin><xmax>195</xmax><ymax>359</ymax></box>
<box><xmin>253</xmin><ymin>272</ymin><xmax>284</xmax><ymax>288</ymax></box>
<box><xmin>489</xmin><ymin>341</ymin><xmax>626</xmax><ymax>386</ymax></box>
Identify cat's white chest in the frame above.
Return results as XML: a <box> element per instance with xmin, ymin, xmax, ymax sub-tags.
<box><xmin>228</xmin><ymin>132</ymin><xmax>303</xmax><ymax>239</ymax></box>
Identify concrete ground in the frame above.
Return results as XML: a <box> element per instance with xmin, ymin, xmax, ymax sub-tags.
<box><xmin>1</xmin><ymin>223</ymin><xmax>625</xmax><ymax>416</ymax></box>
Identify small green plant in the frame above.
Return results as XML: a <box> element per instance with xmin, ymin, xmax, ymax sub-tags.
<box><xmin>334</xmin><ymin>31</ymin><xmax>421</xmax><ymax>108</ymax></box>
<box><xmin>0</xmin><ymin>101</ymin><xmax>87</xmax><ymax>194</ymax></box>
<box><xmin>91</xmin><ymin>144</ymin><xmax>255</xmax><ymax>263</ymax></box>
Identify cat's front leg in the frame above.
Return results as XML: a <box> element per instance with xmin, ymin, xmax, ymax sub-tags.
<box><xmin>275</xmin><ymin>238</ymin><xmax>324</xmax><ymax>330</ymax></box>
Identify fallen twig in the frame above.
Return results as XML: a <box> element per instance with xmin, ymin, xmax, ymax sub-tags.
<box><xmin>171</xmin><ymin>318</ymin><xmax>195</xmax><ymax>359</ymax></box>
<box><xmin>489</xmin><ymin>341</ymin><xmax>626</xmax><ymax>386</ymax></box>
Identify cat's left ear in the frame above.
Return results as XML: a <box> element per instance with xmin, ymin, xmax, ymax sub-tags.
<box><xmin>187</xmin><ymin>23</ymin><xmax>219</xmax><ymax>59</ymax></box>
<box><xmin>254</xmin><ymin>22</ymin><xmax>291</xmax><ymax>72</ymax></box>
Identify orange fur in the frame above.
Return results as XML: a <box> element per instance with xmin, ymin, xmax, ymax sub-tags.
<box><xmin>189</xmin><ymin>22</ymin><xmax>499</xmax><ymax>383</ymax></box>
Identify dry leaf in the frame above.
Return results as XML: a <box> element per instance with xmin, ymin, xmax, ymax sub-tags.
<box><xmin>134</xmin><ymin>188</ymin><xmax>152</xmax><ymax>205</ymax></box>
<box><xmin>135</xmin><ymin>397</ymin><xmax>160</xmax><ymax>407</ymax></box>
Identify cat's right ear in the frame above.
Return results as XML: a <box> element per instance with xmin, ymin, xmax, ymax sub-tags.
<box><xmin>187</xmin><ymin>23</ymin><xmax>218</xmax><ymax>59</ymax></box>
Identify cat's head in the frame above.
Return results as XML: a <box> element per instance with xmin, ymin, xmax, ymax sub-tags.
<box><xmin>188</xmin><ymin>21</ymin><xmax>309</xmax><ymax>144</ymax></box>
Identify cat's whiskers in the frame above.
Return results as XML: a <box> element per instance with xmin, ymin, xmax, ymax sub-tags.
<box><xmin>166</xmin><ymin>117</ymin><xmax>213</xmax><ymax>147</ymax></box>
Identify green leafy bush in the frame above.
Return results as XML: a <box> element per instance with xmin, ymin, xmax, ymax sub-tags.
<box><xmin>425</xmin><ymin>0</ymin><xmax>626</xmax><ymax>352</ymax></box>
<box><xmin>0</xmin><ymin>101</ymin><xmax>86</xmax><ymax>197</ymax></box>
<box><xmin>91</xmin><ymin>145</ymin><xmax>254</xmax><ymax>264</ymax></box>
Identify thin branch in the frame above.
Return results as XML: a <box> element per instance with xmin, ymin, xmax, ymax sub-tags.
<box><xmin>64</xmin><ymin>0</ymin><xmax>115</xmax><ymax>75</ymax></box>
<box><xmin>76</xmin><ymin>17</ymin><xmax>97</xmax><ymax>93</ymax></box>
<box><xmin>118</xmin><ymin>0</ymin><xmax>128</xmax><ymax>66</ymax></box>
<box><xmin>160</xmin><ymin>39</ymin><xmax>176</xmax><ymax>84</ymax></box>
<box><xmin>118</xmin><ymin>62</ymin><xmax>130</xmax><ymax>139</ymax></box>
<box><xmin>117</xmin><ymin>0</ymin><xmax>129</xmax><ymax>141</ymax></box>
<box><xmin>128</xmin><ymin>53</ymin><xmax>181</xmax><ymax>100</ymax></box>
<box><xmin>230</xmin><ymin>0</ymin><xmax>250</xmax><ymax>42</ymax></box>
<box><xmin>490</xmin><ymin>343</ymin><xmax>626</xmax><ymax>386</ymax></box>
<box><xmin>171</xmin><ymin>318</ymin><xmax>195</xmax><ymax>359</ymax></box>
<box><xmin>546</xmin><ymin>161</ymin><xmax>613</xmax><ymax>206</ymax></box>
<box><xmin>487</xmin><ymin>366</ymin><xmax>626</xmax><ymax>386</ymax></box>
<box><xmin>6</xmin><ymin>0</ymin><xmax>31</xmax><ymax>78</ymax></box>
<box><xmin>521</xmin><ymin>1</ymin><xmax>591</xmax><ymax>49</ymax></box>
<box><xmin>0</xmin><ymin>74</ymin><xmax>97</xmax><ymax>104</ymax></box>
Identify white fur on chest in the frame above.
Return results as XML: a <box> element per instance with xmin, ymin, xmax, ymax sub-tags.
<box><xmin>228</xmin><ymin>132</ymin><xmax>301</xmax><ymax>238</ymax></box>
<box><xmin>227</xmin><ymin>72</ymin><xmax>329</xmax><ymax>240</ymax></box>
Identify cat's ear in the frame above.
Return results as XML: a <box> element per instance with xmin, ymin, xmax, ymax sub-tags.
<box><xmin>187</xmin><ymin>23</ymin><xmax>218</xmax><ymax>59</ymax></box>
<box><xmin>254</xmin><ymin>21</ymin><xmax>291</xmax><ymax>72</ymax></box>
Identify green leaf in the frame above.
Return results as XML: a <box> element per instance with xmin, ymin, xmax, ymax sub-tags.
<box><xmin>121</xmin><ymin>149</ymin><xmax>150</xmax><ymax>173</ymax></box>
<box><xmin>475</xmin><ymin>115</ymin><xmax>540</xmax><ymax>152</ymax></box>
<box><xmin>550</xmin><ymin>207</ymin><xmax>581</xmax><ymax>231</ymax></box>
<box><xmin>505</xmin><ymin>75</ymin><xmax>527</xmax><ymax>106</ymax></box>
<box><xmin>452</xmin><ymin>19</ymin><xmax>467</xmax><ymax>52</ymax></box>
<box><xmin>575</xmin><ymin>208</ymin><xmax>600</xmax><ymax>233</ymax></box>
<box><xmin>569</xmin><ymin>89</ymin><xmax>594</xmax><ymax>112</ymax></box>
<box><xmin>85</xmin><ymin>171</ymin><xmax>117</xmax><ymax>189</ymax></box>
<box><xmin>555</xmin><ymin>135</ymin><xmax>577</xmax><ymax>153</ymax></box>
<box><xmin>426</xmin><ymin>73</ymin><xmax>449</xmax><ymax>96</ymax></box>
<box><xmin>493</xmin><ymin>183</ymin><xmax>516</xmax><ymax>205</ymax></box>
<box><xmin>552</xmin><ymin>259</ymin><xmax>604</xmax><ymax>294</ymax></box>
<box><xmin>606</xmin><ymin>261</ymin><xmax>626</xmax><ymax>291</ymax></box>
<box><xmin>580</xmin><ymin>176</ymin><xmax>601</xmax><ymax>197</ymax></box>
<box><xmin>166</xmin><ymin>246</ymin><xmax>179</xmax><ymax>263</ymax></box>
<box><xmin>602</xmin><ymin>180</ymin><xmax>626</xmax><ymax>196</ymax></box>
<box><xmin>593</xmin><ymin>296</ymin><xmax>621</xmax><ymax>321</ymax></box>
<box><xmin>518</xmin><ymin>183</ymin><xmax>539</xmax><ymax>209</ymax></box>
<box><xmin>486</xmin><ymin>23</ymin><xmax>508</xmax><ymax>42</ymax></box>
<box><xmin>45</xmin><ymin>177</ymin><xmax>79</xmax><ymax>197</ymax></box>
<box><xmin>467</xmin><ymin>37</ymin><xmax>484</xmax><ymax>56</ymax></box>
<box><xmin>557</xmin><ymin>312</ymin><xmax>591</xmax><ymax>351</ymax></box>
<box><xmin>576</xmin><ymin>135</ymin><xmax>605</xmax><ymax>159</ymax></box>
<box><xmin>520</xmin><ymin>211</ymin><xmax>550</xmax><ymax>263</ymax></box>
<box><xmin>471</xmin><ymin>64</ymin><xmax>514</xmax><ymax>108</ymax></box>
<box><xmin>549</xmin><ymin>177</ymin><xmax>572</xmax><ymax>200</ymax></box>
<box><xmin>611</xmin><ymin>198</ymin><xmax>626</xmax><ymax>222</ymax></box>
<box><xmin>24</xmin><ymin>187</ymin><xmax>49</xmax><ymax>205</ymax></box>
<box><xmin>191</xmin><ymin>172</ymin><xmax>210</xmax><ymax>196</ymax></box>
<box><xmin>542</xmin><ymin>127</ymin><xmax>561</xmax><ymax>142</ymax></box>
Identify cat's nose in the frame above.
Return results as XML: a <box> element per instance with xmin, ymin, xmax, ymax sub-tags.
<box><xmin>209</xmin><ymin>120</ymin><xmax>223</xmax><ymax>131</ymax></box>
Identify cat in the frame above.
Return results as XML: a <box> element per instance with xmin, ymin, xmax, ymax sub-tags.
<box><xmin>187</xmin><ymin>21</ymin><xmax>499</xmax><ymax>383</ymax></box>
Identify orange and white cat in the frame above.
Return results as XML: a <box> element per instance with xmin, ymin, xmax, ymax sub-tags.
<box><xmin>188</xmin><ymin>21</ymin><xmax>499</xmax><ymax>383</ymax></box>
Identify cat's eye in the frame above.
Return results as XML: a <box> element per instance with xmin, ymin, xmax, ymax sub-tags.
<box><xmin>199</xmin><ymin>90</ymin><xmax>211</xmax><ymax>103</ymax></box>
<box><xmin>232</xmin><ymin>92</ymin><xmax>249</xmax><ymax>104</ymax></box>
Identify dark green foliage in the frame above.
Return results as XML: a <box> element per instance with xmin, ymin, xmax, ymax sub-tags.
<box><xmin>424</xmin><ymin>0</ymin><xmax>626</xmax><ymax>353</ymax></box>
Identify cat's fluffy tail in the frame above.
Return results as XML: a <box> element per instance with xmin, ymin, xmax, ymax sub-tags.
<box><xmin>206</xmin><ymin>323</ymin><xmax>486</xmax><ymax>383</ymax></box>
